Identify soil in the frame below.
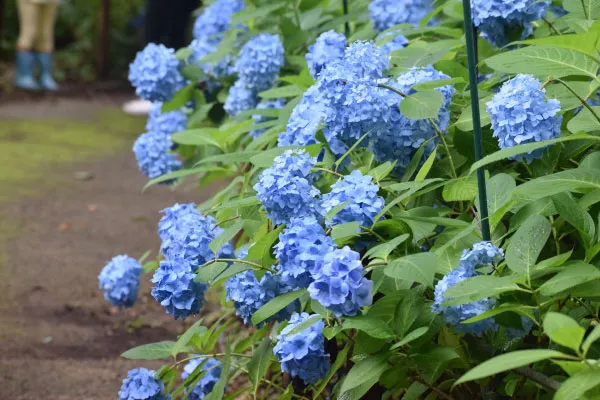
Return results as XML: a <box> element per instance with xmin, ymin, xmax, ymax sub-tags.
<box><xmin>0</xmin><ymin>97</ymin><xmax>214</xmax><ymax>400</ymax></box>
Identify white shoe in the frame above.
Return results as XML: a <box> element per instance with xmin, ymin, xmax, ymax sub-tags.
<box><xmin>122</xmin><ymin>99</ymin><xmax>153</xmax><ymax>115</ymax></box>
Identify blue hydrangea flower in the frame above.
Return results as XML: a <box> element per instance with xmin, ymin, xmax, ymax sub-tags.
<box><xmin>147</xmin><ymin>103</ymin><xmax>187</xmax><ymax>136</ymax></box>
<box><xmin>133</xmin><ymin>131</ymin><xmax>181</xmax><ymax>180</ymax></box>
<box><xmin>236</xmin><ymin>244</ymin><xmax>250</xmax><ymax>260</ymax></box>
<box><xmin>379</xmin><ymin>32</ymin><xmax>409</xmax><ymax>55</ymax></box>
<box><xmin>471</xmin><ymin>0</ymin><xmax>550</xmax><ymax>48</ymax></box>
<box><xmin>278</xmin><ymin>85</ymin><xmax>327</xmax><ymax>147</ymax></box>
<box><xmin>369</xmin><ymin>0</ymin><xmax>435</xmax><ymax>32</ymax></box>
<box><xmin>234</xmin><ymin>34</ymin><xmax>285</xmax><ymax>92</ymax></box>
<box><xmin>98</xmin><ymin>255</ymin><xmax>142</xmax><ymax>307</ymax></box>
<box><xmin>225</xmin><ymin>271</ymin><xmax>298</xmax><ymax>325</ymax></box>
<box><xmin>129</xmin><ymin>43</ymin><xmax>186</xmax><ymax>102</ymax></box>
<box><xmin>275</xmin><ymin>216</ymin><xmax>335</xmax><ymax>289</ymax></box>
<box><xmin>254</xmin><ymin>150</ymin><xmax>320</xmax><ymax>225</ymax></box>
<box><xmin>369</xmin><ymin>65</ymin><xmax>455</xmax><ymax>176</ymax></box>
<box><xmin>432</xmin><ymin>241</ymin><xmax>503</xmax><ymax>335</ymax></box>
<box><xmin>306</xmin><ymin>30</ymin><xmax>346</xmax><ymax>79</ymax></box>
<box><xmin>193</xmin><ymin>0</ymin><xmax>246</xmax><ymax>44</ymax></box>
<box><xmin>182</xmin><ymin>357</ymin><xmax>222</xmax><ymax>400</ymax></box>
<box><xmin>151</xmin><ymin>258</ymin><xmax>207</xmax><ymax>319</ymax></box>
<box><xmin>189</xmin><ymin>39</ymin><xmax>235</xmax><ymax>80</ymax></box>
<box><xmin>343</xmin><ymin>40</ymin><xmax>390</xmax><ymax>80</ymax></box>
<box><xmin>273</xmin><ymin>313</ymin><xmax>331</xmax><ymax>385</ymax></box>
<box><xmin>487</xmin><ymin>74</ymin><xmax>562</xmax><ymax>163</ymax></box>
<box><xmin>321</xmin><ymin>170</ymin><xmax>384</xmax><ymax>228</ymax></box>
<box><xmin>251</xmin><ymin>99</ymin><xmax>286</xmax><ymax>138</ymax></box>
<box><xmin>308</xmin><ymin>247</ymin><xmax>373</xmax><ymax>317</ymax></box>
<box><xmin>224</xmin><ymin>80</ymin><xmax>259</xmax><ymax>116</ymax></box>
<box><xmin>158</xmin><ymin>203</ymin><xmax>201</xmax><ymax>243</ymax></box>
<box><xmin>119</xmin><ymin>368</ymin><xmax>169</xmax><ymax>400</ymax></box>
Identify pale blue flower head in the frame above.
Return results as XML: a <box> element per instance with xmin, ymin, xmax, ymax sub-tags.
<box><xmin>343</xmin><ymin>40</ymin><xmax>390</xmax><ymax>80</ymax></box>
<box><xmin>158</xmin><ymin>203</ymin><xmax>201</xmax><ymax>243</ymax></box>
<box><xmin>119</xmin><ymin>368</ymin><xmax>169</xmax><ymax>400</ymax></box>
<box><xmin>133</xmin><ymin>131</ymin><xmax>181</xmax><ymax>180</ymax></box>
<box><xmin>251</xmin><ymin>99</ymin><xmax>286</xmax><ymax>138</ymax></box>
<box><xmin>306</xmin><ymin>30</ymin><xmax>347</xmax><ymax>79</ymax></box>
<box><xmin>193</xmin><ymin>0</ymin><xmax>246</xmax><ymax>44</ymax></box>
<box><xmin>189</xmin><ymin>39</ymin><xmax>235</xmax><ymax>80</ymax></box>
<box><xmin>98</xmin><ymin>255</ymin><xmax>142</xmax><ymax>307</ymax></box>
<box><xmin>147</xmin><ymin>102</ymin><xmax>187</xmax><ymax>136</ymax></box>
<box><xmin>224</xmin><ymin>80</ymin><xmax>259</xmax><ymax>116</ymax></box>
<box><xmin>487</xmin><ymin>74</ymin><xmax>562</xmax><ymax>163</ymax></box>
<box><xmin>273</xmin><ymin>312</ymin><xmax>331</xmax><ymax>384</ymax></box>
<box><xmin>369</xmin><ymin>0</ymin><xmax>435</xmax><ymax>32</ymax></box>
<box><xmin>235</xmin><ymin>34</ymin><xmax>285</xmax><ymax>92</ymax></box>
<box><xmin>459</xmin><ymin>241</ymin><xmax>504</xmax><ymax>274</ymax></box>
<box><xmin>379</xmin><ymin>32</ymin><xmax>409</xmax><ymax>55</ymax></box>
<box><xmin>278</xmin><ymin>85</ymin><xmax>327</xmax><ymax>147</ymax></box>
<box><xmin>181</xmin><ymin>357</ymin><xmax>222</xmax><ymax>400</ymax></box>
<box><xmin>129</xmin><ymin>43</ymin><xmax>186</xmax><ymax>102</ymax></box>
<box><xmin>308</xmin><ymin>247</ymin><xmax>373</xmax><ymax>317</ymax></box>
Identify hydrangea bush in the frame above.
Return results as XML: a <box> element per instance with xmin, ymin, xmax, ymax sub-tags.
<box><xmin>111</xmin><ymin>1</ymin><xmax>600</xmax><ymax>399</ymax></box>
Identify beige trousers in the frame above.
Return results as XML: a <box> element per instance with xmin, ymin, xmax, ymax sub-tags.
<box><xmin>17</xmin><ymin>0</ymin><xmax>59</xmax><ymax>53</ymax></box>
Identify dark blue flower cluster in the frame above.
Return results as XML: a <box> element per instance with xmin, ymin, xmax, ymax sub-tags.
<box><xmin>273</xmin><ymin>313</ymin><xmax>331</xmax><ymax>384</ymax></box>
<box><xmin>305</xmin><ymin>30</ymin><xmax>347</xmax><ymax>79</ymax></box>
<box><xmin>251</xmin><ymin>99</ymin><xmax>286</xmax><ymax>138</ymax></box>
<box><xmin>193</xmin><ymin>0</ymin><xmax>245</xmax><ymax>44</ymax></box>
<box><xmin>432</xmin><ymin>241</ymin><xmax>504</xmax><ymax>335</ymax></box>
<box><xmin>128</xmin><ymin>43</ymin><xmax>186</xmax><ymax>102</ymax></box>
<box><xmin>147</xmin><ymin>102</ymin><xmax>187</xmax><ymax>136</ymax></box>
<box><xmin>181</xmin><ymin>357</ymin><xmax>222</xmax><ymax>400</ymax></box>
<box><xmin>132</xmin><ymin>131</ymin><xmax>181</xmax><ymax>180</ymax></box>
<box><xmin>487</xmin><ymin>74</ymin><xmax>562</xmax><ymax>163</ymax></box>
<box><xmin>369</xmin><ymin>0</ymin><xmax>434</xmax><ymax>32</ymax></box>
<box><xmin>98</xmin><ymin>255</ymin><xmax>142</xmax><ymax>307</ymax></box>
<box><xmin>254</xmin><ymin>149</ymin><xmax>320</xmax><ymax>225</ymax></box>
<box><xmin>471</xmin><ymin>0</ymin><xmax>549</xmax><ymax>48</ymax></box>
<box><xmin>308</xmin><ymin>247</ymin><xmax>373</xmax><ymax>317</ymax></box>
<box><xmin>119</xmin><ymin>368</ymin><xmax>169</xmax><ymax>400</ymax></box>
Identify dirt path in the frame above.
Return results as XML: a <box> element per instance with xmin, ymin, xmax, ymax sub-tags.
<box><xmin>0</xmin><ymin>99</ymin><xmax>210</xmax><ymax>400</ymax></box>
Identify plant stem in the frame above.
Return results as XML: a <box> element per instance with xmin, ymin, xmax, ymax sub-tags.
<box><xmin>554</xmin><ymin>78</ymin><xmax>600</xmax><ymax>126</ymax></box>
<box><xmin>202</xmin><ymin>258</ymin><xmax>276</xmax><ymax>273</ymax></box>
<box><xmin>413</xmin><ymin>376</ymin><xmax>455</xmax><ymax>400</ymax></box>
<box><xmin>543</xmin><ymin>17</ymin><xmax>562</xmax><ymax>36</ymax></box>
<box><xmin>360</xmin><ymin>226</ymin><xmax>386</xmax><ymax>242</ymax></box>
<box><xmin>514</xmin><ymin>367</ymin><xmax>561</xmax><ymax>391</ymax></box>
<box><xmin>313</xmin><ymin>167</ymin><xmax>344</xmax><ymax>178</ymax></box>
<box><xmin>342</xmin><ymin>0</ymin><xmax>350</xmax><ymax>37</ymax></box>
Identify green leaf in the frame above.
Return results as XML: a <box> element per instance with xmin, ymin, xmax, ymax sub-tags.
<box><xmin>172</xmin><ymin>320</ymin><xmax>207</xmax><ymax>357</ymax></box>
<box><xmin>543</xmin><ymin>312</ymin><xmax>586</xmax><ymax>352</ymax></box>
<box><xmin>456</xmin><ymin>349</ymin><xmax>568</xmax><ymax>385</ymax></box>
<box><xmin>454</xmin><ymin>99</ymin><xmax>492</xmax><ymax>131</ymax></box>
<box><xmin>582</xmin><ymin>324</ymin><xmax>600</xmax><ymax>354</ymax></box>
<box><xmin>247</xmin><ymin>226</ymin><xmax>283</xmax><ymax>265</ymax></box>
<box><xmin>505</xmin><ymin>215</ymin><xmax>551</xmax><ymax>276</ymax></box>
<box><xmin>342</xmin><ymin>316</ymin><xmax>396</xmax><ymax>339</ymax></box>
<box><xmin>485</xmin><ymin>174</ymin><xmax>516</xmax><ymax>227</ymax></box>
<box><xmin>568</xmin><ymin>106</ymin><xmax>600</xmax><ymax>133</ymax></box>
<box><xmin>251</xmin><ymin>289</ymin><xmax>307</xmax><ymax>326</ymax></box>
<box><xmin>552</xmin><ymin>193</ymin><xmax>596</xmax><ymax>247</ymax></box>
<box><xmin>443</xmin><ymin>275</ymin><xmax>522</xmax><ymax>306</ymax></box>
<box><xmin>384</xmin><ymin>253</ymin><xmax>438</xmax><ymax>287</ymax></box>
<box><xmin>563</xmin><ymin>0</ymin><xmax>600</xmax><ymax>19</ymax></box>
<box><xmin>555</xmin><ymin>370</ymin><xmax>600</xmax><ymax>400</ymax></box>
<box><xmin>390</xmin><ymin>40</ymin><xmax>461</xmax><ymax>69</ymax></box>
<box><xmin>287</xmin><ymin>314</ymin><xmax>322</xmax><ymax>335</ymax></box>
<box><xmin>390</xmin><ymin>327</ymin><xmax>429</xmax><ymax>350</ymax></box>
<box><xmin>415</xmin><ymin>147</ymin><xmax>437</xmax><ymax>181</ymax></box>
<box><xmin>314</xmin><ymin>344</ymin><xmax>351</xmax><ymax>397</ymax></box>
<box><xmin>325</xmin><ymin>200</ymin><xmax>351</xmax><ymax>223</ymax></box>
<box><xmin>231</xmin><ymin>2</ymin><xmax>287</xmax><ymax>23</ymax></box>
<box><xmin>341</xmin><ymin>354</ymin><xmax>390</xmax><ymax>393</ymax></box>
<box><xmin>195</xmin><ymin>262</ymin><xmax>233</xmax><ymax>283</ymax></box>
<box><xmin>412</xmin><ymin>77</ymin><xmax>466</xmax><ymax>90</ymax></box>
<box><xmin>249</xmin><ymin>144</ymin><xmax>322</xmax><ymax>168</ymax></box>
<box><xmin>485</xmin><ymin>46</ymin><xmax>600</xmax><ymax>79</ymax></box>
<box><xmin>368</xmin><ymin>161</ymin><xmax>396</xmax><ymax>183</ymax></box>
<box><xmin>514</xmin><ymin>168</ymin><xmax>600</xmax><ymax>203</ymax></box>
<box><xmin>204</xmin><ymin>341</ymin><xmax>230</xmax><ymax>400</ymax></box>
<box><xmin>442</xmin><ymin>175</ymin><xmax>478</xmax><ymax>202</ymax></box>
<box><xmin>162</xmin><ymin>83</ymin><xmax>195</xmax><ymax>112</ymax></box>
<box><xmin>539</xmin><ymin>261</ymin><xmax>600</xmax><ymax>296</ymax></box>
<box><xmin>331</xmin><ymin>222</ymin><xmax>361</xmax><ymax>241</ymax></box>
<box><xmin>121</xmin><ymin>341</ymin><xmax>175</xmax><ymax>360</ymax></box>
<box><xmin>259</xmin><ymin>85</ymin><xmax>305</xmax><ymax>99</ymax></box>
<box><xmin>364</xmin><ymin>234</ymin><xmax>410</xmax><ymax>260</ymax></box>
<box><xmin>212</xmin><ymin>196</ymin><xmax>261</xmax><ymax>211</ymax></box>
<box><xmin>399</xmin><ymin>90</ymin><xmax>444</xmax><ymax>120</ymax></box>
<box><xmin>461</xmin><ymin>303</ymin><xmax>536</xmax><ymax>324</ymax></box>
<box><xmin>194</xmin><ymin>150</ymin><xmax>262</xmax><ymax>167</ymax></box>
<box><xmin>516</xmin><ymin>33</ymin><xmax>600</xmax><ymax>57</ymax></box>
<box><xmin>209</xmin><ymin>220</ymin><xmax>244</xmax><ymax>255</ymax></box>
<box><xmin>247</xmin><ymin>338</ymin><xmax>273</xmax><ymax>395</ymax></box>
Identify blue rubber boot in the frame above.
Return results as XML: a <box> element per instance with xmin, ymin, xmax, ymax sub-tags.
<box><xmin>37</xmin><ymin>52</ymin><xmax>59</xmax><ymax>91</ymax></box>
<box><xmin>14</xmin><ymin>51</ymin><xmax>41</xmax><ymax>91</ymax></box>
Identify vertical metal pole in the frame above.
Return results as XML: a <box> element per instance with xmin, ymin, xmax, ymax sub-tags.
<box><xmin>462</xmin><ymin>0</ymin><xmax>491</xmax><ymax>241</ymax></box>
<box><xmin>342</xmin><ymin>0</ymin><xmax>349</xmax><ymax>37</ymax></box>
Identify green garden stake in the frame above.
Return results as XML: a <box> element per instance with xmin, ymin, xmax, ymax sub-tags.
<box><xmin>343</xmin><ymin>0</ymin><xmax>350</xmax><ymax>36</ymax></box>
<box><xmin>462</xmin><ymin>0</ymin><xmax>491</xmax><ymax>242</ymax></box>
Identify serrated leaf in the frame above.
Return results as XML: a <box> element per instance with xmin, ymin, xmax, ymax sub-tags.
<box><xmin>173</xmin><ymin>320</ymin><xmax>207</xmax><ymax>357</ymax></box>
<box><xmin>195</xmin><ymin>262</ymin><xmax>231</xmax><ymax>283</ymax></box>
<box><xmin>247</xmin><ymin>226</ymin><xmax>283</xmax><ymax>266</ymax></box>
<box><xmin>555</xmin><ymin>370</ymin><xmax>600</xmax><ymax>400</ymax></box>
<box><xmin>543</xmin><ymin>312</ymin><xmax>586</xmax><ymax>352</ymax></box>
<box><xmin>247</xmin><ymin>338</ymin><xmax>273</xmax><ymax>395</ymax></box>
<box><xmin>162</xmin><ymin>83</ymin><xmax>195</xmax><ymax>112</ymax></box>
<box><xmin>209</xmin><ymin>220</ymin><xmax>244</xmax><ymax>254</ymax></box>
<box><xmin>287</xmin><ymin>314</ymin><xmax>322</xmax><ymax>336</ymax></box>
<box><xmin>552</xmin><ymin>193</ymin><xmax>596</xmax><ymax>247</ymax></box>
<box><xmin>505</xmin><ymin>215</ymin><xmax>551</xmax><ymax>277</ymax></box>
<box><xmin>539</xmin><ymin>261</ymin><xmax>600</xmax><ymax>296</ymax></box>
<box><xmin>259</xmin><ymin>85</ymin><xmax>305</xmax><ymax>99</ymax></box>
<box><xmin>442</xmin><ymin>175</ymin><xmax>478</xmax><ymax>202</ymax></box>
<box><xmin>341</xmin><ymin>354</ymin><xmax>390</xmax><ymax>393</ymax></box>
<box><xmin>443</xmin><ymin>275</ymin><xmax>522</xmax><ymax>306</ymax></box>
<box><xmin>563</xmin><ymin>0</ymin><xmax>600</xmax><ymax>19</ymax></box>
<box><xmin>331</xmin><ymin>221</ymin><xmax>361</xmax><ymax>241</ymax></box>
<box><xmin>384</xmin><ymin>253</ymin><xmax>437</xmax><ymax>287</ymax></box>
<box><xmin>400</xmin><ymin>90</ymin><xmax>444</xmax><ymax>120</ymax></box>
<box><xmin>325</xmin><ymin>201</ymin><xmax>351</xmax><ymax>223</ymax></box>
<box><xmin>415</xmin><ymin>147</ymin><xmax>437</xmax><ymax>181</ymax></box>
<box><xmin>342</xmin><ymin>317</ymin><xmax>395</xmax><ymax>339</ymax></box>
<box><xmin>212</xmin><ymin>196</ymin><xmax>261</xmax><ymax>211</ymax></box>
<box><xmin>390</xmin><ymin>327</ymin><xmax>429</xmax><ymax>350</ymax></box>
<box><xmin>364</xmin><ymin>234</ymin><xmax>410</xmax><ymax>260</ymax></box>
<box><xmin>568</xmin><ymin>105</ymin><xmax>600</xmax><ymax>133</ymax></box>
<box><xmin>121</xmin><ymin>341</ymin><xmax>175</xmax><ymax>360</ymax></box>
<box><xmin>251</xmin><ymin>289</ymin><xmax>307</xmax><ymax>326</ymax></box>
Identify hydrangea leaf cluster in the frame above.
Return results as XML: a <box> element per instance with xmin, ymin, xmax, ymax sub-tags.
<box><xmin>254</xmin><ymin>149</ymin><xmax>320</xmax><ymax>225</ymax></box>
<box><xmin>305</xmin><ymin>30</ymin><xmax>346</xmax><ymax>79</ymax></box>
<box><xmin>369</xmin><ymin>0</ymin><xmax>435</xmax><ymax>32</ymax></box>
<box><xmin>274</xmin><ymin>216</ymin><xmax>335</xmax><ymax>289</ymax></box>
<box><xmin>251</xmin><ymin>99</ymin><xmax>286</xmax><ymax>138</ymax></box>
<box><xmin>487</xmin><ymin>74</ymin><xmax>562</xmax><ymax>163</ymax></box>
<box><xmin>98</xmin><ymin>255</ymin><xmax>142</xmax><ymax>307</ymax></box>
<box><xmin>432</xmin><ymin>241</ymin><xmax>504</xmax><ymax>335</ymax></box>
<box><xmin>273</xmin><ymin>313</ymin><xmax>331</xmax><ymax>384</ymax></box>
<box><xmin>128</xmin><ymin>43</ymin><xmax>186</xmax><ymax>102</ymax></box>
<box><xmin>308</xmin><ymin>247</ymin><xmax>373</xmax><ymax>317</ymax></box>
<box><xmin>192</xmin><ymin>0</ymin><xmax>245</xmax><ymax>44</ymax></box>
<box><xmin>133</xmin><ymin>131</ymin><xmax>181</xmax><ymax>180</ymax></box>
<box><xmin>471</xmin><ymin>0</ymin><xmax>550</xmax><ymax>48</ymax></box>
<box><xmin>147</xmin><ymin>102</ymin><xmax>187</xmax><ymax>136</ymax></box>
<box><xmin>321</xmin><ymin>170</ymin><xmax>384</xmax><ymax>228</ymax></box>
<box><xmin>118</xmin><ymin>368</ymin><xmax>169</xmax><ymax>400</ymax></box>
<box><xmin>225</xmin><ymin>271</ymin><xmax>298</xmax><ymax>326</ymax></box>
<box><xmin>234</xmin><ymin>34</ymin><xmax>285</xmax><ymax>92</ymax></box>
<box><xmin>181</xmin><ymin>357</ymin><xmax>222</xmax><ymax>400</ymax></box>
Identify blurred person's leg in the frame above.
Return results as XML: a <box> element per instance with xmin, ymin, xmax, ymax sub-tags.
<box><xmin>15</xmin><ymin>0</ymin><xmax>41</xmax><ymax>90</ymax></box>
<box><xmin>36</xmin><ymin>2</ymin><xmax>59</xmax><ymax>91</ymax></box>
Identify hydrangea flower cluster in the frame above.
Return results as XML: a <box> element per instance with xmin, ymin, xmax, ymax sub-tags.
<box><xmin>128</xmin><ymin>43</ymin><xmax>186</xmax><ymax>102</ymax></box>
<box><xmin>158</xmin><ymin>203</ymin><xmax>202</xmax><ymax>244</ymax></box>
<box><xmin>308</xmin><ymin>247</ymin><xmax>373</xmax><ymax>317</ymax></box>
<box><xmin>181</xmin><ymin>357</ymin><xmax>222</xmax><ymax>399</ymax></box>
<box><xmin>98</xmin><ymin>255</ymin><xmax>142</xmax><ymax>307</ymax></box>
<box><xmin>471</xmin><ymin>0</ymin><xmax>550</xmax><ymax>48</ymax></box>
<box><xmin>273</xmin><ymin>313</ymin><xmax>331</xmax><ymax>384</ymax></box>
<box><xmin>321</xmin><ymin>170</ymin><xmax>384</xmax><ymax>228</ymax></box>
<box><xmin>487</xmin><ymin>74</ymin><xmax>562</xmax><ymax>163</ymax></box>
<box><xmin>133</xmin><ymin>131</ymin><xmax>181</xmax><ymax>180</ymax></box>
<box><xmin>305</xmin><ymin>30</ymin><xmax>346</xmax><ymax>79</ymax></box>
<box><xmin>146</xmin><ymin>103</ymin><xmax>187</xmax><ymax>136</ymax></box>
<box><xmin>189</xmin><ymin>39</ymin><xmax>235</xmax><ymax>81</ymax></box>
<box><xmin>224</xmin><ymin>80</ymin><xmax>260</xmax><ymax>116</ymax></box>
<box><xmin>251</xmin><ymin>99</ymin><xmax>286</xmax><ymax>138</ymax></box>
<box><xmin>225</xmin><ymin>271</ymin><xmax>297</xmax><ymax>325</ymax></box>
<box><xmin>118</xmin><ymin>368</ymin><xmax>169</xmax><ymax>400</ymax></box>
<box><xmin>379</xmin><ymin>32</ymin><xmax>409</xmax><ymax>55</ymax></box>
<box><xmin>254</xmin><ymin>150</ymin><xmax>320</xmax><ymax>225</ymax></box>
<box><xmin>192</xmin><ymin>0</ymin><xmax>245</xmax><ymax>44</ymax></box>
<box><xmin>234</xmin><ymin>34</ymin><xmax>285</xmax><ymax>92</ymax></box>
<box><xmin>275</xmin><ymin>216</ymin><xmax>335</xmax><ymax>289</ymax></box>
<box><xmin>369</xmin><ymin>0</ymin><xmax>434</xmax><ymax>32</ymax></box>
<box><xmin>432</xmin><ymin>241</ymin><xmax>504</xmax><ymax>335</ymax></box>
<box><xmin>277</xmin><ymin>85</ymin><xmax>327</xmax><ymax>147</ymax></box>
<box><xmin>343</xmin><ymin>40</ymin><xmax>390</xmax><ymax>79</ymax></box>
